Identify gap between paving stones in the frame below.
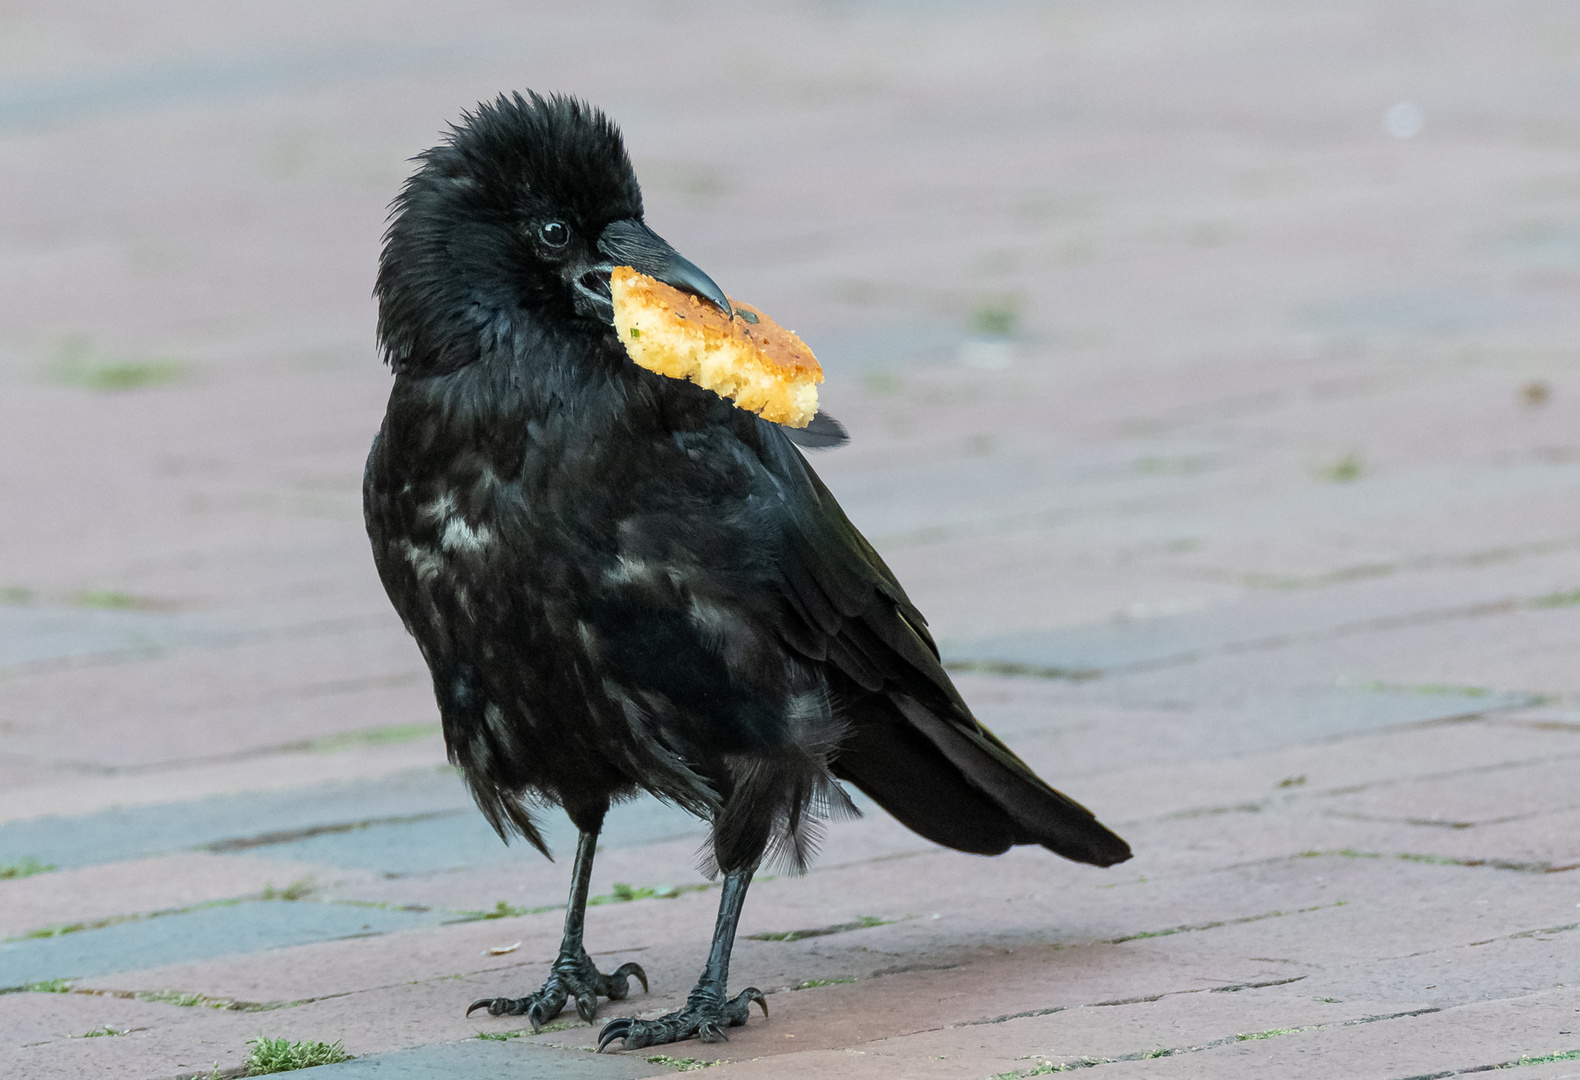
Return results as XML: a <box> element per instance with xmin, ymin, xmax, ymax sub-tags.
<box><xmin>1500</xmin><ymin>717</ymin><xmax>1580</xmax><ymax>734</ymax></box>
<box><xmin>14</xmin><ymin>946</ymin><xmax>593</xmax><ymax>1035</ymax></box>
<box><xmin>1100</xmin><ymin>900</ymin><xmax>1347</xmax><ymax>945</ymax></box>
<box><xmin>1317</xmin><ymin>748</ymin><xmax>1580</xmax><ymax>799</ymax></box>
<box><xmin>860</xmin><ymin>459</ymin><xmax>1580</xmax><ymax>563</ymax></box>
<box><xmin>1195</xmin><ymin>536</ymin><xmax>1580</xmax><ymax>594</ymax></box>
<box><xmin>1295</xmin><ymin>849</ymin><xmax>1580</xmax><ymax>875</ymax></box>
<box><xmin>988</xmin><ymin>1006</ymin><xmax>1446</xmax><ymax>1078</ymax></box>
<box><xmin>1325</xmin><ymin>806</ymin><xmax>1580</xmax><ymax>832</ymax></box>
<box><xmin>198</xmin><ymin>810</ymin><xmax>466</xmax><ymax>853</ymax></box>
<box><xmin>20</xmin><ymin>955</ymin><xmax>534</xmax><ymax>1018</ymax></box>
<box><xmin>1135</xmin><ymin>741</ymin><xmax>1580</xmax><ymax>829</ymax></box>
<box><xmin>1390</xmin><ymin>1049</ymin><xmax>1580</xmax><ymax>1080</ymax></box>
<box><xmin>0</xmin><ymin>892</ymin><xmax>438</xmax><ymax>951</ymax></box>
<box><xmin>1144</xmin><ymin>844</ymin><xmax>1580</xmax><ymax>897</ymax></box>
<box><xmin>0</xmin><ymin>612</ymin><xmax>391</xmax><ymax>683</ymax></box>
<box><xmin>56</xmin><ymin>718</ymin><xmax>440</xmax><ymax>778</ymax></box>
<box><xmin>946</xmin><ymin>581</ymin><xmax>1580</xmax><ymax>685</ymax></box>
<box><xmin>1372</xmin><ymin>918</ymin><xmax>1580</xmax><ymax>962</ymax></box>
<box><xmin>963</xmin><ymin>975</ymin><xmax>1310</xmax><ymax>1029</ymax></box>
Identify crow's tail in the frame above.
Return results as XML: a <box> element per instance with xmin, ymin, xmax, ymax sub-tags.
<box><xmin>830</xmin><ymin>688</ymin><xmax>1131</xmax><ymax>867</ymax></box>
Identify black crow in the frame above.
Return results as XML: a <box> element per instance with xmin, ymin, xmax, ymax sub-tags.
<box><xmin>365</xmin><ymin>92</ymin><xmax>1130</xmax><ymax>1052</ymax></box>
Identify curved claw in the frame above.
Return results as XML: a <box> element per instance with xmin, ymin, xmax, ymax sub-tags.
<box><xmin>527</xmin><ymin>999</ymin><xmax>551</xmax><ymax>1033</ymax></box>
<box><xmin>597</xmin><ymin>1018</ymin><xmax>632</xmax><ymax>1053</ymax></box>
<box><xmin>574</xmin><ymin>991</ymin><xmax>599</xmax><ymax>1024</ymax></box>
<box><xmin>698</xmin><ymin>1020</ymin><xmax>730</xmax><ymax>1044</ymax></box>
<box><xmin>739</xmin><ymin>987</ymin><xmax>768</xmax><ymax>1018</ymax></box>
<box><xmin>465</xmin><ymin>997</ymin><xmax>495</xmax><ymax>1018</ymax></box>
<box><xmin>609</xmin><ymin>961</ymin><xmax>648</xmax><ymax>996</ymax></box>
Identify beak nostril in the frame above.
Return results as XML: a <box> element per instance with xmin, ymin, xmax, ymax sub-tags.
<box><xmin>579</xmin><ymin>269</ymin><xmax>613</xmax><ymax>300</ymax></box>
<box><xmin>572</xmin><ymin>262</ymin><xmax>617</xmax><ymax>322</ymax></box>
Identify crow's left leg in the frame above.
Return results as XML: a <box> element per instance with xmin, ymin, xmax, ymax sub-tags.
<box><xmin>597</xmin><ymin>867</ymin><xmax>765</xmax><ymax>1051</ymax></box>
<box><xmin>467</xmin><ymin>811</ymin><xmax>646</xmax><ymax>1031</ymax></box>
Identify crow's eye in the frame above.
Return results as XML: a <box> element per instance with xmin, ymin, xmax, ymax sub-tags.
<box><xmin>538</xmin><ymin>221</ymin><xmax>569</xmax><ymax>248</ymax></box>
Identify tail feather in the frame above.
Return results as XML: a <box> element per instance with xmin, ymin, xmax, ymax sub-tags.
<box><xmin>833</xmin><ymin>690</ymin><xmax>1131</xmax><ymax>868</ymax></box>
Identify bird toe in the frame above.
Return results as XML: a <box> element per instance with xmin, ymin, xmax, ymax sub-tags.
<box><xmin>597</xmin><ymin>1018</ymin><xmax>633</xmax><ymax>1052</ymax></box>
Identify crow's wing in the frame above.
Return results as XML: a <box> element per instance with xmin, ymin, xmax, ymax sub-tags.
<box><xmin>753</xmin><ymin>421</ymin><xmax>1131</xmax><ymax>868</ymax></box>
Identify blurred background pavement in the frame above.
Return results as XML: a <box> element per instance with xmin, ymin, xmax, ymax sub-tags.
<box><xmin>2</xmin><ymin>3</ymin><xmax>1579</xmax><ymax>1077</ymax></box>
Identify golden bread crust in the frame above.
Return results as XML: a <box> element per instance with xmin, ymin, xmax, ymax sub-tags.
<box><xmin>611</xmin><ymin>266</ymin><xmax>821</xmax><ymax>427</ymax></box>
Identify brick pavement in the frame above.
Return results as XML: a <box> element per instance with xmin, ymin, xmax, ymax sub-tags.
<box><xmin>2</xmin><ymin>2</ymin><xmax>1579</xmax><ymax>1077</ymax></box>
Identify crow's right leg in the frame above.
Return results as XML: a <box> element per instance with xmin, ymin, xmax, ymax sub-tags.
<box><xmin>597</xmin><ymin>866</ymin><xmax>765</xmax><ymax>1051</ymax></box>
<box><xmin>466</xmin><ymin>811</ymin><xmax>647</xmax><ymax>1031</ymax></box>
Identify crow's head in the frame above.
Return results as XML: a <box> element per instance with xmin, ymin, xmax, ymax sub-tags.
<box><xmin>376</xmin><ymin>91</ymin><xmax>729</xmax><ymax>374</ymax></box>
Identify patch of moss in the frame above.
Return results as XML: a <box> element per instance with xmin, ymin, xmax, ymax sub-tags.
<box><xmin>452</xmin><ymin>899</ymin><xmax>561</xmax><ymax>923</ymax></box>
<box><xmin>792</xmin><ymin>976</ymin><xmax>855</xmax><ymax>990</ymax></box>
<box><xmin>480</xmin><ymin>900</ymin><xmax>532</xmax><ymax>919</ymax></box>
<box><xmin>260</xmin><ymin>879</ymin><xmax>314</xmax><ymax>902</ymax></box>
<box><xmin>139</xmin><ymin>989</ymin><xmax>235</xmax><ymax>1009</ymax></box>
<box><xmin>53</xmin><ymin>344</ymin><xmax>187</xmax><ymax>393</ymax></box>
<box><xmin>25</xmin><ymin>978</ymin><xmax>73</xmax><ymax>993</ymax></box>
<box><xmin>73</xmin><ymin>590</ymin><xmax>145</xmax><ymax>610</ymax></box>
<box><xmin>1349</xmin><ymin>679</ymin><xmax>1494</xmax><ymax>698</ymax></box>
<box><xmin>645</xmin><ymin>1055</ymin><xmax>725</xmax><ymax>1071</ymax></box>
<box><xmin>589</xmin><ymin>882</ymin><xmax>707</xmax><ymax>906</ymax></box>
<box><xmin>995</xmin><ymin>1057</ymin><xmax>1099</xmax><ymax>1077</ymax></box>
<box><xmin>1316</xmin><ymin>451</ymin><xmax>1365</xmax><ymax>483</ymax></box>
<box><xmin>244</xmin><ymin>1035</ymin><xmax>349</xmax><ymax>1074</ymax></box>
<box><xmin>51</xmin><ymin>335</ymin><xmax>188</xmax><ymax>391</ymax></box>
<box><xmin>943</xmin><ymin>659</ymin><xmax>1102</xmax><ymax>682</ymax></box>
<box><xmin>970</xmin><ymin>298</ymin><xmax>1019</xmax><ymax>338</ymax></box>
<box><xmin>83</xmin><ymin>360</ymin><xmax>188</xmax><ymax>391</ymax></box>
<box><xmin>1236</xmin><ymin>1026</ymin><xmax>1307</xmax><ymax>1041</ymax></box>
<box><xmin>0</xmin><ymin>856</ymin><xmax>55</xmax><ymax>880</ymax></box>
<box><xmin>307</xmin><ymin>723</ymin><xmax>440</xmax><ymax>754</ymax></box>
<box><xmin>750</xmin><ymin>915</ymin><xmax>889</xmax><ymax>942</ymax></box>
<box><xmin>862</xmin><ymin>372</ymin><xmax>903</xmax><ymax>395</ymax></box>
<box><xmin>1518</xmin><ymin>1050</ymin><xmax>1580</xmax><ymax>1065</ymax></box>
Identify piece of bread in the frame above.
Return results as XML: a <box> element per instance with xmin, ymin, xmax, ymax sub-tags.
<box><xmin>611</xmin><ymin>266</ymin><xmax>821</xmax><ymax>427</ymax></box>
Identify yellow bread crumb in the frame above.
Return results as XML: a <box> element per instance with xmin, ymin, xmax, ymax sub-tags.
<box><xmin>611</xmin><ymin>266</ymin><xmax>821</xmax><ymax>427</ymax></box>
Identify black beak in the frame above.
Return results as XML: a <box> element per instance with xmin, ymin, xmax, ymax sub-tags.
<box><xmin>574</xmin><ymin>219</ymin><xmax>732</xmax><ymax>323</ymax></box>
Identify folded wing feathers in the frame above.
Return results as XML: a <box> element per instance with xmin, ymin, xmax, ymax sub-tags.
<box><xmin>766</xmin><ymin>438</ymin><xmax>1129</xmax><ymax>868</ymax></box>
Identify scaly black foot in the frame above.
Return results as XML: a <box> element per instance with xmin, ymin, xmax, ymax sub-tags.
<box><xmin>467</xmin><ymin>951</ymin><xmax>646</xmax><ymax>1031</ymax></box>
<box><xmin>598</xmin><ymin>987</ymin><xmax>766</xmax><ymax>1051</ymax></box>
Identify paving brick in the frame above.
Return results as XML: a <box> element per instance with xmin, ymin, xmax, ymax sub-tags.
<box><xmin>308</xmin><ymin>1040</ymin><xmax>668</xmax><ymax>1079</ymax></box>
<box><xmin>0</xmin><ymin>853</ymin><xmax>327</xmax><ymax>939</ymax></box>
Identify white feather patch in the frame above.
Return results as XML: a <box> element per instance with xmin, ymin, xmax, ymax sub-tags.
<box><xmin>441</xmin><ymin>517</ymin><xmax>494</xmax><ymax>554</ymax></box>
